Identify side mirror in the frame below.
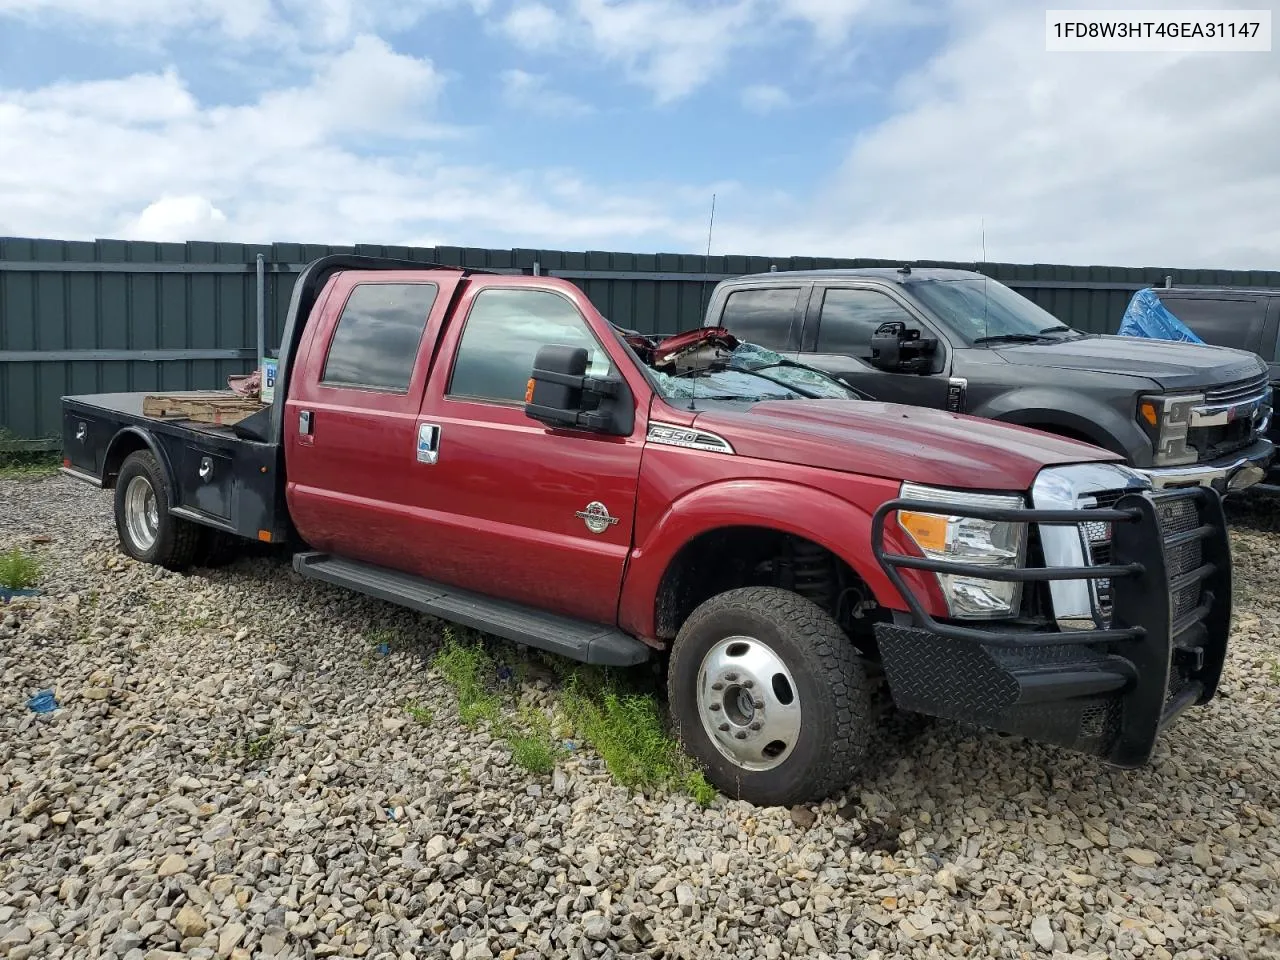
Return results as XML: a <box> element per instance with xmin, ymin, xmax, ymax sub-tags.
<box><xmin>524</xmin><ymin>344</ymin><xmax>634</xmax><ymax>435</ymax></box>
<box><xmin>869</xmin><ymin>321</ymin><xmax>937</xmax><ymax>373</ymax></box>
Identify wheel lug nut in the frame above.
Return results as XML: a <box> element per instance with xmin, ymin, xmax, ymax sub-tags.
<box><xmin>709</xmin><ymin>703</ymin><xmax>721</xmax><ymax>712</ymax></box>
<box><xmin>734</xmin><ymin>731</ymin><xmax>748</xmax><ymax>740</ymax></box>
<box><xmin>742</xmin><ymin>679</ymin><xmax>754</xmax><ymax>689</ymax></box>
<box><xmin>711</xmin><ymin>681</ymin><xmax>725</xmax><ymax>691</ymax></box>
<box><xmin>753</xmin><ymin>700</ymin><xmax>765</xmax><ymax>710</ymax></box>
<box><xmin>725</xmin><ymin>672</ymin><xmax>739</xmax><ymax>682</ymax></box>
<box><xmin>749</xmin><ymin>722</ymin><xmax>762</xmax><ymax>731</ymax></box>
<box><xmin>718</xmin><ymin>723</ymin><xmax>730</xmax><ymax>732</ymax></box>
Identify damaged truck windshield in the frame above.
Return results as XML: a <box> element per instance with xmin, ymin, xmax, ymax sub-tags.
<box><xmin>615</xmin><ymin>325</ymin><xmax>864</xmax><ymax>403</ymax></box>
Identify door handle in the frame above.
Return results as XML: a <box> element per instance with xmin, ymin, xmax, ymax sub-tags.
<box><xmin>298</xmin><ymin>410</ymin><xmax>313</xmax><ymax>435</ymax></box>
<box><xmin>416</xmin><ymin>422</ymin><xmax>441</xmax><ymax>465</ymax></box>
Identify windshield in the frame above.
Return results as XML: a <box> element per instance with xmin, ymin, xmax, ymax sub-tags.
<box><xmin>909</xmin><ymin>278</ymin><xmax>1079</xmax><ymax>345</ymax></box>
<box><xmin>648</xmin><ymin>342</ymin><xmax>862</xmax><ymax>403</ymax></box>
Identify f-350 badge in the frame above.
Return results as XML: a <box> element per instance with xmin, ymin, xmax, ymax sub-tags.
<box><xmin>576</xmin><ymin>501</ymin><xmax>619</xmax><ymax>535</ymax></box>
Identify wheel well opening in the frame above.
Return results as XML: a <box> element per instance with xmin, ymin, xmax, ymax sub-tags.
<box><xmin>102</xmin><ymin>434</ymin><xmax>149</xmax><ymax>489</ymax></box>
<box><xmin>654</xmin><ymin>526</ymin><xmax>880</xmax><ymax>649</ymax></box>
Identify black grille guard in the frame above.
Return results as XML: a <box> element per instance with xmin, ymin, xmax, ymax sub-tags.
<box><xmin>870</xmin><ymin>487</ymin><xmax>1232</xmax><ymax>767</ymax></box>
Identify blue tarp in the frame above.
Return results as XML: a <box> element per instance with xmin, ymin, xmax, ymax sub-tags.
<box><xmin>1116</xmin><ymin>287</ymin><xmax>1204</xmax><ymax>343</ymax></box>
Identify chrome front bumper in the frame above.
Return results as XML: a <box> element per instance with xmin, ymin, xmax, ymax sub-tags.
<box><xmin>1143</xmin><ymin>437</ymin><xmax>1274</xmax><ymax>493</ymax></box>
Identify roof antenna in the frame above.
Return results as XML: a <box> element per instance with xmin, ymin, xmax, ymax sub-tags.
<box><xmin>980</xmin><ymin>217</ymin><xmax>987</xmax><ymax>264</ymax></box>
<box><xmin>692</xmin><ymin>192</ymin><xmax>716</xmax><ymax>411</ymax></box>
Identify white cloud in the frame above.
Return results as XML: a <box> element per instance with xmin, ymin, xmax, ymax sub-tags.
<box><xmin>0</xmin><ymin>0</ymin><xmax>479</xmax><ymax>50</ymax></box>
<box><xmin>712</xmin><ymin>0</ymin><xmax>1280</xmax><ymax>268</ymax></box>
<box><xmin>123</xmin><ymin>195</ymin><xmax>229</xmax><ymax>241</ymax></box>
<box><xmin>500</xmin><ymin>69</ymin><xmax>594</xmax><ymax>117</ymax></box>
<box><xmin>498</xmin><ymin>0</ymin><xmax>903</xmax><ymax>103</ymax></box>
<box><xmin>741</xmin><ymin>83</ymin><xmax>791</xmax><ymax>113</ymax></box>
<box><xmin>500</xmin><ymin>2</ymin><xmax>565</xmax><ymax>50</ymax></box>
<box><xmin>0</xmin><ymin>36</ymin><xmax>690</xmax><ymax>249</ymax></box>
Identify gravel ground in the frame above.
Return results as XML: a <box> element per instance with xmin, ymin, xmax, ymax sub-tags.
<box><xmin>2</xmin><ymin>474</ymin><xmax>1279</xmax><ymax>960</ymax></box>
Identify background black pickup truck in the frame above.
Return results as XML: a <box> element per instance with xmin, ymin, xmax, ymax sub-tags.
<box><xmin>705</xmin><ymin>268</ymin><xmax>1274</xmax><ymax>494</ymax></box>
<box><xmin>1152</xmin><ymin>284</ymin><xmax>1280</xmax><ymax>490</ymax></box>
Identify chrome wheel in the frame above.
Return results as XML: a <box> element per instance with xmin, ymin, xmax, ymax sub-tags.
<box><xmin>123</xmin><ymin>475</ymin><xmax>159</xmax><ymax>551</ymax></box>
<box><xmin>696</xmin><ymin>634</ymin><xmax>802</xmax><ymax>772</ymax></box>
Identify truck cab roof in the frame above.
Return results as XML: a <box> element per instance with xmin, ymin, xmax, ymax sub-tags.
<box><xmin>720</xmin><ymin>267</ymin><xmax>988</xmax><ymax>285</ymax></box>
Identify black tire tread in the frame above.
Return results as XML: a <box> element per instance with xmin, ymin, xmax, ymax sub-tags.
<box><xmin>669</xmin><ymin>586</ymin><xmax>872</xmax><ymax>805</ymax></box>
<box><xmin>114</xmin><ymin>450</ymin><xmax>204</xmax><ymax>571</ymax></box>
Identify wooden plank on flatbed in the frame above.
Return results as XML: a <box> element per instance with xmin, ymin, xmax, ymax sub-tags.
<box><xmin>142</xmin><ymin>391</ymin><xmax>263</xmax><ymax>426</ymax></box>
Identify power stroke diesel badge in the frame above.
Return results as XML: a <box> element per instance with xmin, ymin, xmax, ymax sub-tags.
<box><xmin>575</xmin><ymin>501</ymin><xmax>619</xmax><ymax>535</ymax></box>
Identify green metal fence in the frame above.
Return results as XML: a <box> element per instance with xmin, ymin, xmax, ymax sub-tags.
<box><xmin>3</xmin><ymin>234</ymin><xmax>1279</xmax><ymax>446</ymax></box>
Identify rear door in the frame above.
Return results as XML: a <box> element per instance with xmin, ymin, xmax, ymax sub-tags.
<box><xmin>798</xmin><ymin>284</ymin><xmax>953</xmax><ymax>409</ymax></box>
<box><xmin>284</xmin><ymin>270</ymin><xmax>461</xmax><ymax>569</ymax></box>
<box><xmin>711</xmin><ymin>284</ymin><xmax>810</xmax><ymax>353</ymax></box>
<box><xmin>412</xmin><ymin>277</ymin><xmax>647</xmax><ymax>624</ymax></box>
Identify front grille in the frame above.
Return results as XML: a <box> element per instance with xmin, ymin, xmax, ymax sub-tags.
<box><xmin>1190</xmin><ymin>373</ymin><xmax>1270</xmax><ymax>460</ymax></box>
<box><xmin>1189</xmin><ymin>421</ymin><xmax>1257</xmax><ymax>459</ymax></box>
<box><xmin>1082</xmin><ymin>491</ymin><xmax>1201</xmax><ymax>626</ymax></box>
<box><xmin>1156</xmin><ymin>496</ymin><xmax>1203</xmax><ymax>625</ymax></box>
<box><xmin>1082</xmin><ymin>490</ymin><xmax>1123</xmax><ymax>618</ymax></box>
<box><xmin>1205</xmin><ymin>372</ymin><xmax>1269</xmax><ymax>404</ymax></box>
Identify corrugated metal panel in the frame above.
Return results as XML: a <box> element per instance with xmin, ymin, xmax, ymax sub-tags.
<box><xmin>2</xmin><ymin>235</ymin><xmax>1278</xmax><ymax>444</ymax></box>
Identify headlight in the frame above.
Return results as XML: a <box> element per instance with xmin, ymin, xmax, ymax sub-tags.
<box><xmin>1138</xmin><ymin>393</ymin><xmax>1202</xmax><ymax>466</ymax></box>
<box><xmin>897</xmin><ymin>483</ymin><xmax>1028</xmax><ymax>620</ymax></box>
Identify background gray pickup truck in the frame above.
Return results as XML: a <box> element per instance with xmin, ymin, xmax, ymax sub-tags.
<box><xmin>1152</xmin><ymin>284</ymin><xmax>1280</xmax><ymax>490</ymax></box>
<box><xmin>705</xmin><ymin>267</ymin><xmax>1274</xmax><ymax>494</ymax></box>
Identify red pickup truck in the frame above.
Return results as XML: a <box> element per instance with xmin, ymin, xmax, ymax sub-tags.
<box><xmin>60</xmin><ymin>255</ymin><xmax>1232</xmax><ymax>806</ymax></box>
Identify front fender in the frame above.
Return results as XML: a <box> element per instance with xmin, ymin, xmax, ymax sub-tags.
<box><xmin>969</xmin><ymin>389</ymin><xmax>1148</xmax><ymax>462</ymax></box>
<box><xmin>617</xmin><ymin>479</ymin><xmax>943</xmax><ymax>640</ymax></box>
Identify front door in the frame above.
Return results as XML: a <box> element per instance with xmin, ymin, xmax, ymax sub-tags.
<box><xmin>413</xmin><ymin>280</ymin><xmax>646</xmax><ymax>624</ymax></box>
<box><xmin>799</xmin><ymin>285</ymin><xmax>955</xmax><ymax>410</ymax></box>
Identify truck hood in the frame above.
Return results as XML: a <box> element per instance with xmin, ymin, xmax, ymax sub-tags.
<box><xmin>993</xmin><ymin>335</ymin><xmax>1266</xmax><ymax>391</ymax></box>
<box><xmin>691</xmin><ymin>400</ymin><xmax>1122</xmax><ymax>491</ymax></box>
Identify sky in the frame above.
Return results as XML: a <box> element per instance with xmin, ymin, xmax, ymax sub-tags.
<box><xmin>0</xmin><ymin>0</ymin><xmax>1276</xmax><ymax>269</ymax></box>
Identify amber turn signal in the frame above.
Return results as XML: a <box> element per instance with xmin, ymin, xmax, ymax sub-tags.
<box><xmin>1139</xmin><ymin>401</ymin><xmax>1158</xmax><ymax>426</ymax></box>
<box><xmin>898</xmin><ymin>511</ymin><xmax>948</xmax><ymax>552</ymax></box>
<box><xmin>525</xmin><ymin>378</ymin><xmax>535</xmax><ymax>404</ymax></box>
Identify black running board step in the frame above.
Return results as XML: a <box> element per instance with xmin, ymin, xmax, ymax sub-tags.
<box><xmin>292</xmin><ymin>552</ymin><xmax>651</xmax><ymax>667</ymax></box>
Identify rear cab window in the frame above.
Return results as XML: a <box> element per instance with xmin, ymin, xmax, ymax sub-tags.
<box><xmin>716</xmin><ymin>287</ymin><xmax>802</xmax><ymax>352</ymax></box>
<box><xmin>1158</xmin><ymin>295</ymin><xmax>1267</xmax><ymax>353</ymax></box>
<box><xmin>321</xmin><ymin>283</ymin><xmax>441</xmax><ymax>393</ymax></box>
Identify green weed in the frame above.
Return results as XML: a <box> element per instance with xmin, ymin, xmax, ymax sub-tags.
<box><xmin>403</xmin><ymin>698</ymin><xmax>435</xmax><ymax>726</ymax></box>
<box><xmin>432</xmin><ymin>632</ymin><xmax>501</xmax><ymax>726</ymax></box>
<box><xmin>0</xmin><ymin>433</ymin><xmax>60</xmax><ymax>479</ymax></box>
<box><xmin>503</xmin><ymin>706</ymin><xmax>558</xmax><ymax>775</ymax></box>
<box><xmin>429</xmin><ymin>633</ymin><xmax>715</xmax><ymax>803</ymax></box>
<box><xmin>559</xmin><ymin>669</ymin><xmax>716</xmax><ymax>804</ymax></box>
<box><xmin>239</xmin><ymin>729</ymin><xmax>279</xmax><ymax>765</ymax></box>
<box><xmin>0</xmin><ymin>546</ymin><xmax>42</xmax><ymax>590</ymax></box>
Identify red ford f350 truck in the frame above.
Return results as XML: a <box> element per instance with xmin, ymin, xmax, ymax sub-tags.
<box><xmin>60</xmin><ymin>256</ymin><xmax>1232</xmax><ymax>806</ymax></box>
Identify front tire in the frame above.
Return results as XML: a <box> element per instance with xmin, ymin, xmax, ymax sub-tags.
<box><xmin>114</xmin><ymin>450</ymin><xmax>203</xmax><ymax>570</ymax></box>
<box><xmin>667</xmin><ymin>586</ymin><xmax>873</xmax><ymax>807</ymax></box>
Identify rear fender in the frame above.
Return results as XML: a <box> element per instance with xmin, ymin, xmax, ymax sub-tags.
<box><xmin>618</xmin><ymin>479</ymin><xmax>942</xmax><ymax>640</ymax></box>
<box><xmin>103</xmin><ymin>427</ymin><xmax>177</xmax><ymax>500</ymax></box>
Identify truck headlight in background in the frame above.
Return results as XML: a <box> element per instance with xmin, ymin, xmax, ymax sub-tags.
<box><xmin>896</xmin><ymin>483</ymin><xmax>1028</xmax><ymax>620</ymax></box>
<box><xmin>1138</xmin><ymin>393</ymin><xmax>1202</xmax><ymax>467</ymax></box>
